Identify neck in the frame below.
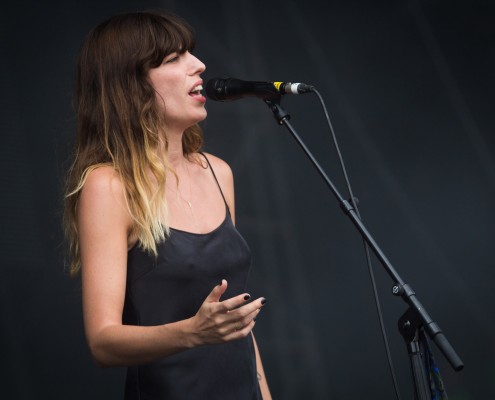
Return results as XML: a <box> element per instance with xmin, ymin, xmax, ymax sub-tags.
<box><xmin>165</xmin><ymin>127</ymin><xmax>186</xmax><ymax>168</ymax></box>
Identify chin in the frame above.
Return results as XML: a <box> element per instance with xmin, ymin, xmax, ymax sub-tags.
<box><xmin>196</xmin><ymin>110</ymin><xmax>208</xmax><ymax>123</ymax></box>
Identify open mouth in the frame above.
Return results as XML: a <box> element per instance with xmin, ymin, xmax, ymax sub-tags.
<box><xmin>189</xmin><ymin>84</ymin><xmax>203</xmax><ymax>96</ymax></box>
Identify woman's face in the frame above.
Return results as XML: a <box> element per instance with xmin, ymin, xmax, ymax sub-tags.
<box><xmin>148</xmin><ymin>51</ymin><xmax>207</xmax><ymax>132</ymax></box>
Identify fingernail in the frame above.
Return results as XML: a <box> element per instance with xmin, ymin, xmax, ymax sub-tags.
<box><xmin>261</xmin><ymin>298</ymin><xmax>267</xmax><ymax>305</ymax></box>
<box><xmin>244</xmin><ymin>294</ymin><xmax>251</xmax><ymax>301</ymax></box>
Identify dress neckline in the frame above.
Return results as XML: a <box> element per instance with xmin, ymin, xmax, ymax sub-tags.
<box><xmin>168</xmin><ymin>209</ymin><xmax>229</xmax><ymax>236</ymax></box>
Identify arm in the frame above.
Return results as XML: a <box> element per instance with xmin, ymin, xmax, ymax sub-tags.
<box><xmin>78</xmin><ymin>167</ymin><xmax>264</xmax><ymax>367</ymax></box>
<box><xmin>253</xmin><ymin>333</ymin><xmax>272</xmax><ymax>400</ymax></box>
<box><xmin>78</xmin><ymin>166</ymin><xmax>192</xmax><ymax>366</ymax></box>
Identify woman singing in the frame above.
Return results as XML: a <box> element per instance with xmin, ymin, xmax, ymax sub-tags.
<box><xmin>64</xmin><ymin>10</ymin><xmax>271</xmax><ymax>399</ymax></box>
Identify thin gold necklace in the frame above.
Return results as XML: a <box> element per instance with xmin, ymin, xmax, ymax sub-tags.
<box><xmin>169</xmin><ymin>160</ymin><xmax>193</xmax><ymax>211</ymax></box>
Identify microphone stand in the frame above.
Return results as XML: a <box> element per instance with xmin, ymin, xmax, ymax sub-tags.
<box><xmin>263</xmin><ymin>97</ymin><xmax>463</xmax><ymax>399</ymax></box>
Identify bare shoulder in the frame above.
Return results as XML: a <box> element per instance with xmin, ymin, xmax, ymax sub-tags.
<box><xmin>199</xmin><ymin>152</ymin><xmax>236</xmax><ymax>218</ymax></box>
<box><xmin>200</xmin><ymin>152</ymin><xmax>234</xmax><ymax>183</ymax></box>
<box><xmin>78</xmin><ymin>165</ymin><xmax>132</xmax><ymax>227</ymax></box>
<box><xmin>81</xmin><ymin>166</ymin><xmax>125</xmax><ymax>201</ymax></box>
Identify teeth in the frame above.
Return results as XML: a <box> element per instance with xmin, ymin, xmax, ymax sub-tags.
<box><xmin>190</xmin><ymin>84</ymin><xmax>203</xmax><ymax>94</ymax></box>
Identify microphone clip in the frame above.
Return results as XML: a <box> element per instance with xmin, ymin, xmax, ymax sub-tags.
<box><xmin>264</xmin><ymin>97</ymin><xmax>290</xmax><ymax>125</ymax></box>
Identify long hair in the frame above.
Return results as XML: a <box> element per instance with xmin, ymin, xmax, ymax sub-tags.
<box><xmin>64</xmin><ymin>11</ymin><xmax>203</xmax><ymax>276</ymax></box>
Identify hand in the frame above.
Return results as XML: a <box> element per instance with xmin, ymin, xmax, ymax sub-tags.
<box><xmin>189</xmin><ymin>279</ymin><xmax>266</xmax><ymax>346</ymax></box>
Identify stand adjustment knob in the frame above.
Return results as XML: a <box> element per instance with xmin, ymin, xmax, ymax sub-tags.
<box><xmin>392</xmin><ymin>284</ymin><xmax>403</xmax><ymax>296</ymax></box>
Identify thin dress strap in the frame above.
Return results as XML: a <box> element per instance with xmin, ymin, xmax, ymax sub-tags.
<box><xmin>198</xmin><ymin>152</ymin><xmax>229</xmax><ymax>209</ymax></box>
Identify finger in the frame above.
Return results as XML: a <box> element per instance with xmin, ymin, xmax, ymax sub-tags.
<box><xmin>228</xmin><ymin>318</ymin><xmax>257</xmax><ymax>339</ymax></box>
<box><xmin>234</xmin><ymin>308</ymin><xmax>261</xmax><ymax>330</ymax></box>
<box><xmin>204</xmin><ymin>279</ymin><xmax>228</xmax><ymax>304</ymax></box>
<box><xmin>222</xmin><ymin>307</ymin><xmax>261</xmax><ymax>339</ymax></box>
<box><xmin>221</xmin><ymin>292</ymin><xmax>257</xmax><ymax>312</ymax></box>
<box><xmin>224</xmin><ymin>296</ymin><xmax>266</xmax><ymax>317</ymax></box>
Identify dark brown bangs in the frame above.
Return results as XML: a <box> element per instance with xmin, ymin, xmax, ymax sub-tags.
<box><xmin>145</xmin><ymin>11</ymin><xmax>196</xmax><ymax>68</ymax></box>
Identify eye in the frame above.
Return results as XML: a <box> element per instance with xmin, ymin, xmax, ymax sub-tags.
<box><xmin>163</xmin><ymin>53</ymin><xmax>180</xmax><ymax>64</ymax></box>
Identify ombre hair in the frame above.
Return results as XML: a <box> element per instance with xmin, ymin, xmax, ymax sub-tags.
<box><xmin>64</xmin><ymin>10</ymin><xmax>203</xmax><ymax>276</ymax></box>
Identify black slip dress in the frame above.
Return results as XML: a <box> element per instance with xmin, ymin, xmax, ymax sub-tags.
<box><xmin>123</xmin><ymin>154</ymin><xmax>262</xmax><ymax>400</ymax></box>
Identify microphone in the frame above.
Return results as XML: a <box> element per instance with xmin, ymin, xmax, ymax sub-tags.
<box><xmin>205</xmin><ymin>77</ymin><xmax>314</xmax><ymax>102</ymax></box>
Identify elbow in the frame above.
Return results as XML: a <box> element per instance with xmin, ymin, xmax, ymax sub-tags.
<box><xmin>85</xmin><ymin>323</ymin><xmax>127</xmax><ymax>368</ymax></box>
<box><xmin>87</xmin><ymin>338</ymin><xmax>118</xmax><ymax>368</ymax></box>
<box><xmin>92</xmin><ymin>355</ymin><xmax>112</xmax><ymax>369</ymax></box>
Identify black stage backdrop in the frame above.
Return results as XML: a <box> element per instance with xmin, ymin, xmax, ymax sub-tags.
<box><xmin>1</xmin><ymin>1</ymin><xmax>494</xmax><ymax>399</ymax></box>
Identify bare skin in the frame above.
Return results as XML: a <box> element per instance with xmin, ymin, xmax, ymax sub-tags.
<box><xmin>78</xmin><ymin>50</ymin><xmax>272</xmax><ymax>398</ymax></box>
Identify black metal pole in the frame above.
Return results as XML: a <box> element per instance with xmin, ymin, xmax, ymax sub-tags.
<box><xmin>263</xmin><ymin>98</ymin><xmax>464</xmax><ymax>375</ymax></box>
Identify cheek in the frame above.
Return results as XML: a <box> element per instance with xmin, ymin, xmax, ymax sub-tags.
<box><xmin>149</xmin><ymin>71</ymin><xmax>172</xmax><ymax>93</ymax></box>
<box><xmin>152</xmin><ymin>83</ymin><xmax>177</xmax><ymax>110</ymax></box>
<box><xmin>156</xmin><ymin>82</ymin><xmax>183</xmax><ymax>104</ymax></box>
<box><xmin>156</xmin><ymin>92</ymin><xmax>185</xmax><ymax>119</ymax></box>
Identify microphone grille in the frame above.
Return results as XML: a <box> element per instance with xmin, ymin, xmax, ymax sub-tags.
<box><xmin>205</xmin><ymin>78</ymin><xmax>227</xmax><ymax>101</ymax></box>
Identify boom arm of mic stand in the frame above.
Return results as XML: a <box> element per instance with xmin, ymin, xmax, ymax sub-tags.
<box><xmin>263</xmin><ymin>98</ymin><xmax>464</xmax><ymax>372</ymax></box>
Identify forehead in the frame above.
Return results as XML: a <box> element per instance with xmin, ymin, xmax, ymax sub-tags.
<box><xmin>146</xmin><ymin>13</ymin><xmax>196</xmax><ymax>61</ymax></box>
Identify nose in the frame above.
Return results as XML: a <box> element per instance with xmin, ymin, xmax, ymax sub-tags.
<box><xmin>187</xmin><ymin>52</ymin><xmax>206</xmax><ymax>75</ymax></box>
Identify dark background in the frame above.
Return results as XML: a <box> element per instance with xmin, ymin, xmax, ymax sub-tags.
<box><xmin>1</xmin><ymin>0</ymin><xmax>494</xmax><ymax>399</ymax></box>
